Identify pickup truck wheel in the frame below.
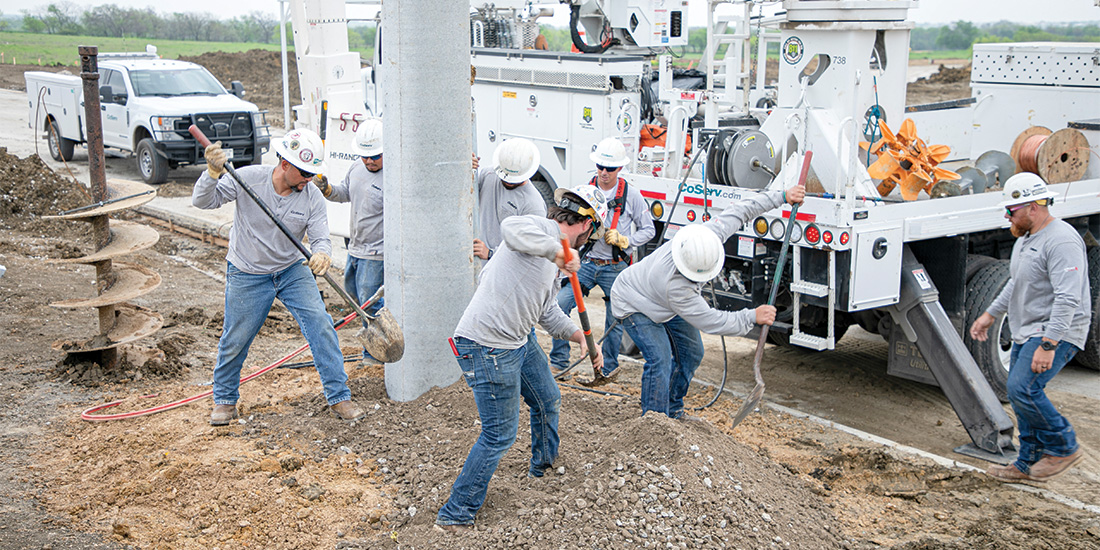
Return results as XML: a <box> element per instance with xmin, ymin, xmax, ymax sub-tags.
<box><xmin>1071</xmin><ymin>245</ymin><xmax>1100</xmax><ymax>370</ymax></box>
<box><xmin>963</xmin><ymin>259</ymin><xmax>1011</xmax><ymax>402</ymax></box>
<box><xmin>137</xmin><ymin>138</ymin><xmax>168</xmax><ymax>184</ymax></box>
<box><xmin>47</xmin><ymin>119</ymin><xmax>75</xmax><ymax>162</ymax></box>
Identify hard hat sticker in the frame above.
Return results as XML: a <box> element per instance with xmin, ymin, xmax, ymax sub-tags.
<box><xmin>300</xmin><ymin>150</ymin><xmax>313</xmax><ymax>163</ymax></box>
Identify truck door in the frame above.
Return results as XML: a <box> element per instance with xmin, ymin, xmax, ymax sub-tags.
<box><xmin>100</xmin><ymin>69</ymin><xmax>129</xmax><ymax>149</ymax></box>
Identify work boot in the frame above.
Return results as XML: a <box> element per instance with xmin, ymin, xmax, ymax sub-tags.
<box><xmin>210</xmin><ymin>404</ymin><xmax>238</xmax><ymax>426</ymax></box>
<box><xmin>985</xmin><ymin>463</ymin><xmax>1035</xmax><ymax>483</ymax></box>
<box><xmin>1028</xmin><ymin>449</ymin><xmax>1084</xmax><ymax>481</ymax></box>
<box><xmin>578</xmin><ymin>367</ymin><xmax>619</xmax><ymax>387</ymax></box>
<box><xmin>433</xmin><ymin>523</ymin><xmax>473</xmax><ymax>534</ymax></box>
<box><xmin>330</xmin><ymin>400</ymin><xmax>366</xmax><ymax>422</ymax></box>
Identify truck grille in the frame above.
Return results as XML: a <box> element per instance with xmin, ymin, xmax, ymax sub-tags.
<box><xmin>191</xmin><ymin>112</ymin><xmax>254</xmax><ymax>140</ymax></box>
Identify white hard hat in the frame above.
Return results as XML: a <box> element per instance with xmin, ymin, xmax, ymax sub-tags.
<box><xmin>274</xmin><ymin>128</ymin><xmax>329</xmax><ymax>174</ymax></box>
<box><xmin>671</xmin><ymin>224</ymin><xmax>724</xmax><ymax>283</ymax></box>
<box><xmin>553</xmin><ymin>185</ymin><xmax>610</xmax><ymax>229</ymax></box>
<box><xmin>589</xmin><ymin>137</ymin><xmax>629</xmax><ymax>168</ymax></box>
<box><xmin>492</xmin><ymin>138</ymin><xmax>540</xmax><ymax>183</ymax></box>
<box><xmin>351</xmin><ymin>118</ymin><xmax>383</xmax><ymax>156</ymax></box>
<box><xmin>1000</xmin><ymin>172</ymin><xmax>1056</xmax><ymax>207</ymax></box>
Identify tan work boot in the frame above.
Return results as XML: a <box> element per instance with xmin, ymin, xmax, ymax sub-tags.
<box><xmin>1028</xmin><ymin>449</ymin><xmax>1084</xmax><ymax>481</ymax></box>
<box><xmin>985</xmin><ymin>463</ymin><xmax>1034</xmax><ymax>483</ymax></box>
<box><xmin>210</xmin><ymin>404</ymin><xmax>238</xmax><ymax>426</ymax></box>
<box><xmin>330</xmin><ymin>400</ymin><xmax>365</xmax><ymax>422</ymax></box>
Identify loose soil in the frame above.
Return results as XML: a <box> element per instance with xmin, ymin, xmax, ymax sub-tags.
<box><xmin>0</xmin><ymin>53</ymin><xmax>1095</xmax><ymax>550</ymax></box>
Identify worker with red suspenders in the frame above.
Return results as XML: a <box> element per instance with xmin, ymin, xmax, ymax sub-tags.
<box><xmin>550</xmin><ymin>137</ymin><xmax>656</xmax><ymax>380</ymax></box>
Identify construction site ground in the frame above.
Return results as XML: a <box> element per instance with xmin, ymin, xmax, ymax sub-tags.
<box><xmin>0</xmin><ymin>52</ymin><xmax>1097</xmax><ymax>549</ymax></box>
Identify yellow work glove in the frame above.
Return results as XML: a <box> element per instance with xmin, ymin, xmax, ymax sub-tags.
<box><xmin>308</xmin><ymin>252</ymin><xmax>332</xmax><ymax>276</ymax></box>
<box><xmin>204</xmin><ymin>141</ymin><xmax>227</xmax><ymax>179</ymax></box>
<box><xmin>604</xmin><ymin>228</ymin><xmax>629</xmax><ymax>249</ymax></box>
<box><xmin>312</xmin><ymin>174</ymin><xmax>333</xmax><ymax>198</ymax></box>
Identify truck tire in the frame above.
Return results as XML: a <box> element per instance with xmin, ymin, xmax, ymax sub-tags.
<box><xmin>137</xmin><ymin>138</ymin><xmax>168</xmax><ymax>184</ymax></box>
<box><xmin>963</xmin><ymin>260</ymin><xmax>1011</xmax><ymax>402</ymax></box>
<box><xmin>1071</xmin><ymin>245</ymin><xmax>1100</xmax><ymax>370</ymax></box>
<box><xmin>530</xmin><ymin>172</ymin><xmax>556</xmax><ymax>211</ymax></box>
<box><xmin>47</xmin><ymin>119</ymin><xmax>75</xmax><ymax>162</ymax></box>
<box><xmin>965</xmin><ymin>254</ymin><xmax>996</xmax><ymax>283</ymax></box>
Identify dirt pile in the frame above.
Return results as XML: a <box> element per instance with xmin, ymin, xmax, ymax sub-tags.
<box><xmin>0</xmin><ymin>147</ymin><xmax>89</xmax><ymax>235</ymax></box>
<box><xmin>923</xmin><ymin>64</ymin><xmax>971</xmax><ymax>85</ymax></box>
<box><xmin>178</xmin><ymin>49</ymin><xmax>301</xmax><ymax>129</ymax></box>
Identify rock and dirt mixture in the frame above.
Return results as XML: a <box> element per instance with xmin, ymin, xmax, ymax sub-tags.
<box><xmin>1</xmin><ymin>53</ymin><xmax>1096</xmax><ymax>549</ymax></box>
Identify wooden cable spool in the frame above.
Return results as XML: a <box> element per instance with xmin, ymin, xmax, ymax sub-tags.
<box><xmin>1009</xmin><ymin>126</ymin><xmax>1091</xmax><ymax>184</ymax></box>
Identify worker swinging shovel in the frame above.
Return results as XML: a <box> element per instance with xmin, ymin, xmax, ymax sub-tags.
<box><xmin>189</xmin><ymin>125</ymin><xmax>404</xmax><ymax>362</ymax></box>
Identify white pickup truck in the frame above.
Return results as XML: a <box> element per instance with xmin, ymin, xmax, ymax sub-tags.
<box><xmin>25</xmin><ymin>48</ymin><xmax>270</xmax><ymax>184</ymax></box>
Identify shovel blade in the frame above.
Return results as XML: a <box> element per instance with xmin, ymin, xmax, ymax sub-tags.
<box><xmin>355</xmin><ymin>307</ymin><xmax>405</xmax><ymax>363</ymax></box>
<box><xmin>728</xmin><ymin>383</ymin><xmax>765</xmax><ymax>429</ymax></box>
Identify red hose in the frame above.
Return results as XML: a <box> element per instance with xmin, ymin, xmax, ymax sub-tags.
<box><xmin>81</xmin><ymin>305</ymin><xmax>369</xmax><ymax>422</ymax></box>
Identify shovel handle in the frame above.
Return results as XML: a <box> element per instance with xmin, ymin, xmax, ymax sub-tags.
<box><xmin>561</xmin><ymin>238</ymin><xmax>598</xmax><ymax>365</ymax></box>
<box><xmin>189</xmin><ymin>125</ymin><xmax>373</xmax><ymax>324</ymax></box>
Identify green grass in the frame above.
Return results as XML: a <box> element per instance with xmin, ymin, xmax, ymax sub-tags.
<box><xmin>908</xmin><ymin>49</ymin><xmax>972</xmax><ymax>60</ymax></box>
<box><xmin>0</xmin><ymin>31</ymin><xmax>292</xmax><ymax>66</ymax></box>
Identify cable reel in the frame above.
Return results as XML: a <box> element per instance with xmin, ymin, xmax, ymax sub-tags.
<box><xmin>705</xmin><ymin>129</ymin><xmax>776</xmax><ymax>189</ymax></box>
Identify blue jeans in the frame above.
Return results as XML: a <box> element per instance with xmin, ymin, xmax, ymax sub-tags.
<box><xmin>213</xmin><ymin>262</ymin><xmax>351</xmax><ymax>406</ymax></box>
<box><xmin>1008</xmin><ymin>337</ymin><xmax>1079</xmax><ymax>474</ymax></box>
<box><xmin>345</xmin><ymin>256</ymin><xmax>384</xmax><ymax>361</ymax></box>
<box><xmin>550</xmin><ymin>259</ymin><xmax>627</xmax><ymax>376</ymax></box>
<box><xmin>437</xmin><ymin>332</ymin><xmax>561</xmax><ymax>526</ymax></box>
<box><xmin>621</xmin><ymin>313</ymin><xmax>704</xmax><ymax>418</ymax></box>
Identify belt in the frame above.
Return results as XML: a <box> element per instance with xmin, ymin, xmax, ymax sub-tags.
<box><xmin>587</xmin><ymin>258</ymin><xmax>625</xmax><ymax>266</ymax></box>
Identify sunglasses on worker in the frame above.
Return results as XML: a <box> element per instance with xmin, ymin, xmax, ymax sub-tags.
<box><xmin>296</xmin><ymin>165</ymin><xmax>316</xmax><ymax>179</ymax></box>
<box><xmin>364</xmin><ymin>153</ymin><xmax>382</xmax><ymax>161</ymax></box>
<box><xmin>1005</xmin><ymin>203</ymin><xmax>1029</xmax><ymax>217</ymax></box>
<box><xmin>596</xmin><ymin>164</ymin><xmax>619</xmax><ymax>173</ymax></box>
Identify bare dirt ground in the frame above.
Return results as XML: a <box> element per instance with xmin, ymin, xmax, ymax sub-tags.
<box><xmin>1</xmin><ymin>55</ymin><xmax>1097</xmax><ymax>549</ymax></box>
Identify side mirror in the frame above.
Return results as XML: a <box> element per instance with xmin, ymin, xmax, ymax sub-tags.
<box><xmin>99</xmin><ymin>85</ymin><xmax>113</xmax><ymax>103</ymax></box>
<box><xmin>230</xmin><ymin>81</ymin><xmax>246</xmax><ymax>98</ymax></box>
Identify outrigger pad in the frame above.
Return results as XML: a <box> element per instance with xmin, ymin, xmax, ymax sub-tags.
<box><xmin>358</xmin><ymin>307</ymin><xmax>404</xmax><ymax>363</ymax></box>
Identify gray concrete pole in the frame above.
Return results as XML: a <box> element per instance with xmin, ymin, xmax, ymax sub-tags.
<box><xmin>382</xmin><ymin>0</ymin><xmax>475</xmax><ymax>401</ymax></box>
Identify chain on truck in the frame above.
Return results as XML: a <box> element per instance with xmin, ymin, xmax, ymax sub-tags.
<box><xmin>285</xmin><ymin>0</ymin><xmax>1100</xmax><ymax>461</ymax></box>
<box><xmin>25</xmin><ymin>45</ymin><xmax>271</xmax><ymax>184</ymax></box>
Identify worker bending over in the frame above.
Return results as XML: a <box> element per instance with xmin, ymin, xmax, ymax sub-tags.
<box><xmin>610</xmin><ymin>182</ymin><xmax>805</xmax><ymax>419</ymax></box>
<box><xmin>436</xmin><ymin>185</ymin><xmax>607</xmax><ymax>532</ymax></box>
<box><xmin>194</xmin><ymin>129</ymin><xmax>364</xmax><ymax>425</ymax></box>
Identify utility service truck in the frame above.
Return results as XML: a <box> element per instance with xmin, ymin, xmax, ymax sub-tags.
<box><xmin>284</xmin><ymin>0</ymin><xmax>1100</xmax><ymax>462</ymax></box>
<box><xmin>25</xmin><ymin>47</ymin><xmax>271</xmax><ymax>184</ymax></box>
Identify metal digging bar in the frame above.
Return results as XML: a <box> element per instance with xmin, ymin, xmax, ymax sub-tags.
<box><xmin>187</xmin><ymin>125</ymin><xmax>376</xmax><ymax>332</ymax></box>
<box><xmin>730</xmin><ymin>151</ymin><xmax>813</xmax><ymax>429</ymax></box>
<box><xmin>561</xmin><ymin>237</ymin><xmax>600</xmax><ymax>368</ymax></box>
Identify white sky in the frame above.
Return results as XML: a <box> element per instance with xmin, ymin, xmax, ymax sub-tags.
<box><xmin>4</xmin><ymin>0</ymin><xmax>1099</xmax><ymax>26</ymax></box>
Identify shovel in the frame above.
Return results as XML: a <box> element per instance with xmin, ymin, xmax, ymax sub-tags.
<box><xmin>729</xmin><ymin>151</ymin><xmax>812</xmax><ymax>429</ymax></box>
<box><xmin>189</xmin><ymin>125</ymin><xmax>404</xmax><ymax>362</ymax></box>
<box><xmin>560</xmin><ymin>237</ymin><xmax>600</xmax><ymax>375</ymax></box>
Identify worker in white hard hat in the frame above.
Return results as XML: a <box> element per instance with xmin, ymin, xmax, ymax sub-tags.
<box><xmin>970</xmin><ymin>172</ymin><xmax>1090</xmax><ymax>483</ymax></box>
<box><xmin>313</xmin><ymin>118</ymin><xmax>388</xmax><ymax>364</ymax></box>
<box><xmin>437</xmin><ymin>186</ymin><xmax>605</xmax><ymax>532</ymax></box>
<box><xmin>550</xmin><ymin>137</ymin><xmax>655</xmax><ymax>383</ymax></box>
<box><xmin>472</xmin><ymin>138</ymin><xmax>548</xmax><ymax>262</ymax></box>
<box><xmin>609</xmin><ymin>180</ymin><xmax>805</xmax><ymax>419</ymax></box>
<box><xmin>194</xmin><ymin>128</ymin><xmax>365</xmax><ymax>425</ymax></box>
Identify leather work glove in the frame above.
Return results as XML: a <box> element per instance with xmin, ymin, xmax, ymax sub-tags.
<box><xmin>308</xmin><ymin>252</ymin><xmax>332</xmax><ymax>276</ymax></box>
<box><xmin>204</xmin><ymin>141</ymin><xmax>227</xmax><ymax>179</ymax></box>
<box><xmin>312</xmin><ymin>174</ymin><xmax>333</xmax><ymax>198</ymax></box>
<box><xmin>604</xmin><ymin>228</ymin><xmax>629</xmax><ymax>249</ymax></box>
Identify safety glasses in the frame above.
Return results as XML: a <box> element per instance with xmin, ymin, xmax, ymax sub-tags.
<box><xmin>596</xmin><ymin>164</ymin><xmax>620</xmax><ymax>173</ymax></box>
<box><xmin>1005</xmin><ymin>203</ymin><xmax>1028</xmax><ymax>217</ymax></box>
<box><xmin>365</xmin><ymin>153</ymin><xmax>382</xmax><ymax>161</ymax></box>
<box><xmin>296</xmin><ymin>165</ymin><xmax>316</xmax><ymax>179</ymax></box>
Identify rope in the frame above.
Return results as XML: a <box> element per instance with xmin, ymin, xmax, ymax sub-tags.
<box><xmin>862</xmin><ymin>76</ymin><xmax>884</xmax><ymax>166</ymax></box>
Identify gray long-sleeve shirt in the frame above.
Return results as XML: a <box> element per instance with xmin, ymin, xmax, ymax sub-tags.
<box><xmin>610</xmin><ymin>190</ymin><xmax>784</xmax><ymax>337</ymax></box>
<box><xmin>986</xmin><ymin>218</ymin><xmax>1091</xmax><ymax>349</ymax></box>
<box><xmin>327</xmin><ymin>161</ymin><xmax>383</xmax><ymax>260</ymax></box>
<box><xmin>192</xmin><ymin>165</ymin><xmax>332</xmax><ymax>275</ymax></box>
<box><xmin>476</xmin><ymin>166</ymin><xmax>547</xmax><ymax>252</ymax></box>
<box><xmin>455</xmin><ymin>215</ymin><xmax>579</xmax><ymax>349</ymax></box>
<box><xmin>588</xmin><ymin>179</ymin><xmax>656</xmax><ymax>261</ymax></box>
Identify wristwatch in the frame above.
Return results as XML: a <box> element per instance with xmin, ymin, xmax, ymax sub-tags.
<box><xmin>1040</xmin><ymin>340</ymin><xmax>1057</xmax><ymax>351</ymax></box>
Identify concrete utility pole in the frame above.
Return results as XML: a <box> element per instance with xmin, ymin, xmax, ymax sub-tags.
<box><xmin>382</xmin><ymin>0</ymin><xmax>475</xmax><ymax>401</ymax></box>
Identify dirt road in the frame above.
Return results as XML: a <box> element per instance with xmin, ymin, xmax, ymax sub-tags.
<box><xmin>0</xmin><ymin>55</ymin><xmax>1097</xmax><ymax>549</ymax></box>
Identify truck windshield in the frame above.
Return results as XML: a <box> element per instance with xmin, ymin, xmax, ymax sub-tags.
<box><xmin>129</xmin><ymin>69</ymin><xmax>226</xmax><ymax>97</ymax></box>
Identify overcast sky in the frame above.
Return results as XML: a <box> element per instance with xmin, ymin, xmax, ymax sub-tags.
<box><xmin>4</xmin><ymin>0</ymin><xmax>1099</xmax><ymax>26</ymax></box>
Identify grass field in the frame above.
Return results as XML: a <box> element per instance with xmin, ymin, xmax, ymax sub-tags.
<box><xmin>0</xmin><ymin>31</ymin><xmax>373</xmax><ymax>66</ymax></box>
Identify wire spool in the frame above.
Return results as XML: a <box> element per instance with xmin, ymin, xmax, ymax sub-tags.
<box><xmin>706</xmin><ymin>129</ymin><xmax>776</xmax><ymax>189</ymax></box>
<box><xmin>1011</xmin><ymin>126</ymin><xmax>1091</xmax><ymax>184</ymax></box>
